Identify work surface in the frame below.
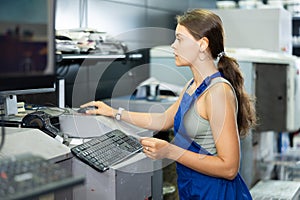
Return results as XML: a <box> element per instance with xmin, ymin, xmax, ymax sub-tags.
<box><xmin>0</xmin><ymin>127</ymin><xmax>71</xmax><ymax>162</ymax></box>
<box><xmin>250</xmin><ymin>180</ymin><xmax>300</xmax><ymax>199</ymax></box>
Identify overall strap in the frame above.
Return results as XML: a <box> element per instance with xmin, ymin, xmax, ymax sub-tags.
<box><xmin>195</xmin><ymin>71</ymin><xmax>222</xmax><ymax>97</ymax></box>
<box><xmin>174</xmin><ymin>71</ymin><xmax>223</xmax><ymax>147</ymax></box>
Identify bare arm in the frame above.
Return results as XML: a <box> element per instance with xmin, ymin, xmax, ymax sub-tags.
<box><xmin>80</xmin><ymin>81</ymin><xmax>192</xmax><ymax>131</ymax></box>
<box><xmin>141</xmin><ymin>83</ymin><xmax>240</xmax><ymax>180</ymax></box>
<box><xmin>80</xmin><ymin>97</ymin><xmax>181</xmax><ymax>131</ymax></box>
<box><xmin>118</xmin><ymin>101</ymin><xmax>180</xmax><ymax>131</ymax></box>
<box><xmin>83</xmin><ymin>100</ymin><xmax>180</xmax><ymax>131</ymax></box>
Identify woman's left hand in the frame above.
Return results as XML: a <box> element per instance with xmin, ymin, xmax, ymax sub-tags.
<box><xmin>140</xmin><ymin>137</ymin><xmax>171</xmax><ymax>160</ymax></box>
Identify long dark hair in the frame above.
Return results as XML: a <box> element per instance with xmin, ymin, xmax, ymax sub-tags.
<box><xmin>176</xmin><ymin>9</ymin><xmax>256</xmax><ymax>137</ymax></box>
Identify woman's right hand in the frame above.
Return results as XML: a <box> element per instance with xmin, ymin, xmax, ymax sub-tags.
<box><xmin>80</xmin><ymin>101</ymin><xmax>116</xmax><ymax>118</ymax></box>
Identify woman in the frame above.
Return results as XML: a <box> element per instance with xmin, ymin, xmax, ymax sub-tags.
<box><xmin>81</xmin><ymin>8</ymin><xmax>256</xmax><ymax>199</ymax></box>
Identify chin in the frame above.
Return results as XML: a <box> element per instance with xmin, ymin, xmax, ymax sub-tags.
<box><xmin>174</xmin><ymin>58</ymin><xmax>183</xmax><ymax>66</ymax></box>
<box><xmin>175</xmin><ymin>61</ymin><xmax>188</xmax><ymax>67</ymax></box>
<box><xmin>175</xmin><ymin>57</ymin><xmax>189</xmax><ymax>67</ymax></box>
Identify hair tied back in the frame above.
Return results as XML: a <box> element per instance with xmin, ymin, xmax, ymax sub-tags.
<box><xmin>217</xmin><ymin>51</ymin><xmax>225</xmax><ymax>59</ymax></box>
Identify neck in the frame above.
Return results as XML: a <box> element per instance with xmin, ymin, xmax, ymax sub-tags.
<box><xmin>190</xmin><ymin>60</ymin><xmax>218</xmax><ymax>86</ymax></box>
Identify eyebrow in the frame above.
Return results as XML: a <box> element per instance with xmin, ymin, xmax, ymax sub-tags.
<box><xmin>175</xmin><ymin>33</ymin><xmax>185</xmax><ymax>38</ymax></box>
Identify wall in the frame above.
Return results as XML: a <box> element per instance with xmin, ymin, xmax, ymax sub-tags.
<box><xmin>55</xmin><ymin>0</ymin><xmax>217</xmax><ymax>107</ymax></box>
<box><xmin>212</xmin><ymin>8</ymin><xmax>292</xmax><ymax>54</ymax></box>
<box><xmin>55</xmin><ymin>0</ymin><xmax>217</xmax><ymax>50</ymax></box>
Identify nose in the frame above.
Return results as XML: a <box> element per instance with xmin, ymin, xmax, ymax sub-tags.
<box><xmin>171</xmin><ymin>41</ymin><xmax>176</xmax><ymax>49</ymax></box>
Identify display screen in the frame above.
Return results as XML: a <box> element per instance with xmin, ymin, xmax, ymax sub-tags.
<box><xmin>0</xmin><ymin>0</ymin><xmax>56</xmax><ymax>94</ymax></box>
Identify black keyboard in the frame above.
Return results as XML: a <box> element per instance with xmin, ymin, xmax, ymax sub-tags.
<box><xmin>71</xmin><ymin>129</ymin><xmax>143</xmax><ymax>172</ymax></box>
<box><xmin>0</xmin><ymin>154</ymin><xmax>85</xmax><ymax>200</ymax></box>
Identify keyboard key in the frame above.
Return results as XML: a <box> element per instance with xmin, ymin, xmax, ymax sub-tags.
<box><xmin>71</xmin><ymin>129</ymin><xmax>142</xmax><ymax>172</ymax></box>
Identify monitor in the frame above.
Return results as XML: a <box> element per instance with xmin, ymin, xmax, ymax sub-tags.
<box><xmin>0</xmin><ymin>0</ymin><xmax>56</xmax><ymax>115</ymax></box>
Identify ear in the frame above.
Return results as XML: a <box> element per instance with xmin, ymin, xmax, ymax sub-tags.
<box><xmin>198</xmin><ymin>37</ymin><xmax>209</xmax><ymax>52</ymax></box>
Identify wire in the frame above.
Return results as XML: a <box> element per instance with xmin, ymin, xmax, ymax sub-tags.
<box><xmin>0</xmin><ymin>115</ymin><xmax>4</xmax><ymax>152</ymax></box>
<box><xmin>0</xmin><ymin>96</ymin><xmax>5</xmax><ymax>152</ymax></box>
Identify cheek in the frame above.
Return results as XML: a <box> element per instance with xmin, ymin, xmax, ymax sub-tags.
<box><xmin>177</xmin><ymin>43</ymin><xmax>199</xmax><ymax>64</ymax></box>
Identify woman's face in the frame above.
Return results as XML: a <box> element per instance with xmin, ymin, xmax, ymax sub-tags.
<box><xmin>171</xmin><ymin>24</ymin><xmax>200</xmax><ymax>66</ymax></box>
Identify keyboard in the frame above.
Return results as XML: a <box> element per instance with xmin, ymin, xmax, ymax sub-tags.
<box><xmin>0</xmin><ymin>154</ymin><xmax>85</xmax><ymax>200</ymax></box>
<box><xmin>71</xmin><ymin>129</ymin><xmax>143</xmax><ymax>172</ymax></box>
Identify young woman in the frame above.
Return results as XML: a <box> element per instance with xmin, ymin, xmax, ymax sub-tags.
<box><xmin>81</xmin><ymin>8</ymin><xmax>256</xmax><ymax>199</ymax></box>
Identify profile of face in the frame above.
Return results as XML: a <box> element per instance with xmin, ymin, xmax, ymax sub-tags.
<box><xmin>171</xmin><ymin>24</ymin><xmax>201</xmax><ymax>67</ymax></box>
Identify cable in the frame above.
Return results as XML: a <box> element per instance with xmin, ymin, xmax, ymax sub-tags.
<box><xmin>0</xmin><ymin>115</ymin><xmax>4</xmax><ymax>152</ymax></box>
<box><xmin>0</xmin><ymin>96</ymin><xmax>5</xmax><ymax>152</ymax></box>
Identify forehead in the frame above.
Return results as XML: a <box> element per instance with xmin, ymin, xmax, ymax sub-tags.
<box><xmin>175</xmin><ymin>24</ymin><xmax>194</xmax><ymax>39</ymax></box>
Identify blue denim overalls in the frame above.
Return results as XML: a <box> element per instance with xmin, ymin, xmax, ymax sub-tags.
<box><xmin>173</xmin><ymin>72</ymin><xmax>252</xmax><ymax>200</ymax></box>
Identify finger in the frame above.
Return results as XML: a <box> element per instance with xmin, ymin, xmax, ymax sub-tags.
<box><xmin>144</xmin><ymin>146</ymin><xmax>151</xmax><ymax>151</ymax></box>
<box><xmin>85</xmin><ymin>109</ymin><xmax>98</xmax><ymax>115</ymax></box>
<box><xmin>80</xmin><ymin>101</ymin><xmax>95</xmax><ymax>108</ymax></box>
<box><xmin>143</xmin><ymin>147</ymin><xmax>148</xmax><ymax>153</ymax></box>
<box><xmin>144</xmin><ymin>152</ymin><xmax>156</xmax><ymax>160</ymax></box>
<box><xmin>139</xmin><ymin>137</ymin><xmax>150</xmax><ymax>143</ymax></box>
<box><xmin>140</xmin><ymin>139</ymin><xmax>154</xmax><ymax>148</ymax></box>
<box><xmin>143</xmin><ymin>147</ymin><xmax>152</xmax><ymax>155</ymax></box>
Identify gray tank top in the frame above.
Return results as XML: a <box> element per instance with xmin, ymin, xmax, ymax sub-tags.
<box><xmin>183</xmin><ymin>77</ymin><xmax>237</xmax><ymax>155</ymax></box>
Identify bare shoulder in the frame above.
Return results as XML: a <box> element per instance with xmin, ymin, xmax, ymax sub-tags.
<box><xmin>203</xmin><ymin>81</ymin><xmax>236</xmax><ymax>106</ymax></box>
<box><xmin>207</xmin><ymin>81</ymin><xmax>235</xmax><ymax>97</ymax></box>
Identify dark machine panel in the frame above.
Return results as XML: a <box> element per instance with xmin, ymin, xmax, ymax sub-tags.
<box><xmin>254</xmin><ymin>63</ymin><xmax>288</xmax><ymax>132</ymax></box>
<box><xmin>56</xmin><ymin>49</ymin><xmax>149</xmax><ymax>107</ymax></box>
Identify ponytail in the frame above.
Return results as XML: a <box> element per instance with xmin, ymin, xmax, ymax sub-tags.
<box><xmin>176</xmin><ymin>8</ymin><xmax>257</xmax><ymax>137</ymax></box>
<box><xmin>218</xmin><ymin>55</ymin><xmax>256</xmax><ymax>137</ymax></box>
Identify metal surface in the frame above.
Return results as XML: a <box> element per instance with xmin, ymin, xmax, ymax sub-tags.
<box><xmin>250</xmin><ymin>180</ymin><xmax>300</xmax><ymax>200</ymax></box>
